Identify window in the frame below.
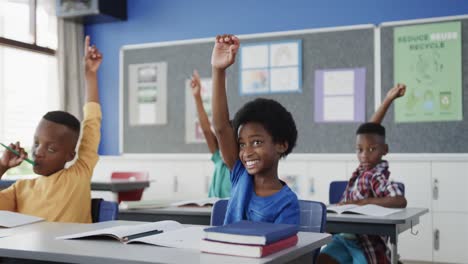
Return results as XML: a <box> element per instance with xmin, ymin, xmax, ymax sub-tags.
<box><xmin>0</xmin><ymin>0</ymin><xmax>59</xmax><ymax>177</ymax></box>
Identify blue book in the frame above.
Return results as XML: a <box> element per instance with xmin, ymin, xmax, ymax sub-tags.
<box><xmin>203</xmin><ymin>220</ymin><xmax>298</xmax><ymax>245</ymax></box>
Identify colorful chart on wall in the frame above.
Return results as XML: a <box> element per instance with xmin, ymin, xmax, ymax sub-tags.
<box><xmin>314</xmin><ymin>68</ymin><xmax>366</xmax><ymax>122</ymax></box>
<box><xmin>239</xmin><ymin>40</ymin><xmax>302</xmax><ymax>95</ymax></box>
<box><xmin>394</xmin><ymin>21</ymin><xmax>462</xmax><ymax>122</ymax></box>
<box><xmin>128</xmin><ymin>62</ymin><xmax>168</xmax><ymax>126</ymax></box>
<box><xmin>185</xmin><ymin>77</ymin><xmax>213</xmax><ymax>143</ymax></box>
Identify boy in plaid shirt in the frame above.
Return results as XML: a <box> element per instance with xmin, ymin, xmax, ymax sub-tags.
<box><xmin>318</xmin><ymin>84</ymin><xmax>408</xmax><ymax>264</ymax></box>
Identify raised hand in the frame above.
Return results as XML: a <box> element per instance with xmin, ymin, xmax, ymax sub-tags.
<box><xmin>190</xmin><ymin>70</ymin><xmax>202</xmax><ymax>97</ymax></box>
<box><xmin>0</xmin><ymin>142</ymin><xmax>28</xmax><ymax>169</ymax></box>
<box><xmin>211</xmin><ymin>34</ymin><xmax>240</xmax><ymax>70</ymax></box>
<box><xmin>386</xmin><ymin>83</ymin><xmax>406</xmax><ymax>101</ymax></box>
<box><xmin>84</xmin><ymin>35</ymin><xmax>103</xmax><ymax>74</ymax></box>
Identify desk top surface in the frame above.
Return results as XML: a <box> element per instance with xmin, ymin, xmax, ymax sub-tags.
<box><xmin>120</xmin><ymin>206</ymin><xmax>428</xmax><ymax>224</ymax></box>
<box><xmin>326</xmin><ymin>207</ymin><xmax>429</xmax><ymax>224</ymax></box>
<box><xmin>0</xmin><ymin>179</ymin><xmax>151</xmax><ymax>192</ymax></box>
<box><xmin>120</xmin><ymin>206</ymin><xmax>213</xmax><ymax>215</ymax></box>
<box><xmin>0</xmin><ymin>221</ymin><xmax>331</xmax><ymax>264</ymax></box>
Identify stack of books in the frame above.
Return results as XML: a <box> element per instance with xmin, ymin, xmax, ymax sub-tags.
<box><xmin>201</xmin><ymin>220</ymin><xmax>299</xmax><ymax>258</ymax></box>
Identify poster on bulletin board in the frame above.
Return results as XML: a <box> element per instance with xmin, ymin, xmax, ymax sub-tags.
<box><xmin>393</xmin><ymin>21</ymin><xmax>462</xmax><ymax>122</ymax></box>
<box><xmin>239</xmin><ymin>40</ymin><xmax>302</xmax><ymax>95</ymax></box>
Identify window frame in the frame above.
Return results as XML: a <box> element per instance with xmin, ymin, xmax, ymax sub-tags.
<box><xmin>0</xmin><ymin>0</ymin><xmax>56</xmax><ymax>56</ymax></box>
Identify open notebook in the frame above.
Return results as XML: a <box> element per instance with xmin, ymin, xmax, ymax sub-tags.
<box><xmin>56</xmin><ymin>220</ymin><xmax>204</xmax><ymax>249</ymax></box>
<box><xmin>0</xmin><ymin>211</ymin><xmax>44</xmax><ymax>228</ymax></box>
<box><xmin>327</xmin><ymin>204</ymin><xmax>402</xmax><ymax>217</ymax></box>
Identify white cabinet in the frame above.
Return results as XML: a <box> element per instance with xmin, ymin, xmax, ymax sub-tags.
<box><xmin>140</xmin><ymin>162</ymin><xmax>176</xmax><ymax>200</ymax></box>
<box><xmin>307</xmin><ymin>161</ymin><xmax>347</xmax><ymax>203</ymax></box>
<box><xmin>389</xmin><ymin>162</ymin><xmax>433</xmax><ymax>262</ymax></box>
<box><xmin>432</xmin><ymin>162</ymin><xmax>468</xmax><ymax>213</ymax></box>
<box><xmin>169</xmin><ymin>161</ymin><xmax>207</xmax><ymax>200</ymax></box>
<box><xmin>278</xmin><ymin>160</ymin><xmax>308</xmax><ymax>199</ymax></box>
<box><xmin>433</xmin><ymin>213</ymin><xmax>468</xmax><ymax>264</ymax></box>
<box><xmin>431</xmin><ymin>162</ymin><xmax>468</xmax><ymax>264</ymax></box>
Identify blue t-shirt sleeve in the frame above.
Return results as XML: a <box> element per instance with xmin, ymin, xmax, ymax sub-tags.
<box><xmin>274</xmin><ymin>199</ymin><xmax>300</xmax><ymax>225</ymax></box>
<box><xmin>230</xmin><ymin>159</ymin><xmax>245</xmax><ymax>185</ymax></box>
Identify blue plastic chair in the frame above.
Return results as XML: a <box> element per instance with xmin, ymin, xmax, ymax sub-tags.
<box><xmin>299</xmin><ymin>200</ymin><xmax>327</xmax><ymax>263</ymax></box>
<box><xmin>329</xmin><ymin>180</ymin><xmax>405</xmax><ymax>204</ymax></box>
<box><xmin>329</xmin><ymin>181</ymin><xmax>348</xmax><ymax>204</ymax></box>
<box><xmin>210</xmin><ymin>199</ymin><xmax>229</xmax><ymax>226</ymax></box>
<box><xmin>91</xmin><ymin>198</ymin><xmax>119</xmax><ymax>223</ymax></box>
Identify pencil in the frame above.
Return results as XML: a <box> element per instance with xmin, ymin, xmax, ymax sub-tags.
<box><xmin>0</xmin><ymin>143</ymin><xmax>35</xmax><ymax>166</ymax></box>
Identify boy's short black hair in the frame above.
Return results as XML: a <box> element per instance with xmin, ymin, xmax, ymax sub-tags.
<box><xmin>43</xmin><ymin>111</ymin><xmax>80</xmax><ymax>133</ymax></box>
<box><xmin>232</xmin><ymin>98</ymin><xmax>297</xmax><ymax>157</ymax></box>
<box><xmin>356</xmin><ymin>122</ymin><xmax>386</xmax><ymax>137</ymax></box>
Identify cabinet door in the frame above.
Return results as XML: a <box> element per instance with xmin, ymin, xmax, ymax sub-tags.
<box><xmin>278</xmin><ymin>160</ymin><xmax>308</xmax><ymax>199</ymax></box>
<box><xmin>433</xmin><ymin>213</ymin><xmax>468</xmax><ymax>263</ymax></box>
<box><xmin>389</xmin><ymin>162</ymin><xmax>432</xmax><ymax>262</ymax></box>
<box><xmin>203</xmin><ymin>162</ymin><xmax>214</xmax><ymax>196</ymax></box>
<box><xmin>432</xmin><ymin>162</ymin><xmax>468</xmax><ymax>213</ymax></box>
<box><xmin>308</xmin><ymin>161</ymin><xmax>348</xmax><ymax>204</ymax></box>
<box><xmin>171</xmin><ymin>161</ymin><xmax>207</xmax><ymax>200</ymax></box>
<box><xmin>140</xmin><ymin>161</ymin><xmax>175</xmax><ymax>200</ymax></box>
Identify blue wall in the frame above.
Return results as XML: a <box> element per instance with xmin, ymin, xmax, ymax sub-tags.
<box><xmin>85</xmin><ymin>0</ymin><xmax>468</xmax><ymax>155</ymax></box>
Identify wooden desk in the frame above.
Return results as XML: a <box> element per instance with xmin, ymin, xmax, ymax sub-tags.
<box><xmin>0</xmin><ymin>221</ymin><xmax>331</xmax><ymax>264</ymax></box>
<box><xmin>0</xmin><ymin>179</ymin><xmax>150</xmax><ymax>192</ymax></box>
<box><xmin>119</xmin><ymin>207</ymin><xmax>212</xmax><ymax>225</ymax></box>
<box><xmin>326</xmin><ymin>208</ymin><xmax>429</xmax><ymax>264</ymax></box>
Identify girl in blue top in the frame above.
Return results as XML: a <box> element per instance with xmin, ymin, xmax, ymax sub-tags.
<box><xmin>211</xmin><ymin>34</ymin><xmax>300</xmax><ymax>225</ymax></box>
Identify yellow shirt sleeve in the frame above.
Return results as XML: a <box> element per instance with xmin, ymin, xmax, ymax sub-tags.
<box><xmin>0</xmin><ymin>184</ymin><xmax>17</xmax><ymax>211</ymax></box>
<box><xmin>68</xmin><ymin>102</ymin><xmax>102</xmax><ymax>178</ymax></box>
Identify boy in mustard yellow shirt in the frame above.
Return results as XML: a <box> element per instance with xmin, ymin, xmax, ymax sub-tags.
<box><xmin>0</xmin><ymin>36</ymin><xmax>102</xmax><ymax>223</ymax></box>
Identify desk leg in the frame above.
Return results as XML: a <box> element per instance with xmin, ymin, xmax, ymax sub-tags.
<box><xmin>390</xmin><ymin>231</ymin><xmax>398</xmax><ymax>264</ymax></box>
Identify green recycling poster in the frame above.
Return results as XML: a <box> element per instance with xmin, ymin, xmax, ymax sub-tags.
<box><xmin>394</xmin><ymin>21</ymin><xmax>462</xmax><ymax>122</ymax></box>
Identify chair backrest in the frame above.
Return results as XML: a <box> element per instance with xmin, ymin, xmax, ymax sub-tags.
<box><xmin>111</xmin><ymin>171</ymin><xmax>149</xmax><ymax>203</ymax></box>
<box><xmin>298</xmin><ymin>200</ymin><xmax>327</xmax><ymax>233</ymax></box>
<box><xmin>299</xmin><ymin>200</ymin><xmax>327</xmax><ymax>264</ymax></box>
<box><xmin>329</xmin><ymin>180</ymin><xmax>405</xmax><ymax>204</ymax></box>
<box><xmin>91</xmin><ymin>198</ymin><xmax>119</xmax><ymax>223</ymax></box>
<box><xmin>210</xmin><ymin>199</ymin><xmax>229</xmax><ymax>226</ymax></box>
<box><xmin>329</xmin><ymin>181</ymin><xmax>348</xmax><ymax>204</ymax></box>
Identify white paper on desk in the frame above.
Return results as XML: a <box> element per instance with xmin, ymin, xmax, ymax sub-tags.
<box><xmin>56</xmin><ymin>220</ymin><xmax>183</xmax><ymax>240</ymax></box>
<box><xmin>345</xmin><ymin>204</ymin><xmax>402</xmax><ymax>217</ymax></box>
<box><xmin>327</xmin><ymin>204</ymin><xmax>402</xmax><ymax>217</ymax></box>
<box><xmin>129</xmin><ymin>226</ymin><xmax>204</xmax><ymax>250</ymax></box>
<box><xmin>0</xmin><ymin>210</ymin><xmax>44</xmax><ymax>228</ymax></box>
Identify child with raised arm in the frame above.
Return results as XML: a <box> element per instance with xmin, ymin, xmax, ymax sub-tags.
<box><xmin>211</xmin><ymin>34</ymin><xmax>299</xmax><ymax>225</ymax></box>
<box><xmin>190</xmin><ymin>70</ymin><xmax>231</xmax><ymax>198</ymax></box>
<box><xmin>0</xmin><ymin>36</ymin><xmax>103</xmax><ymax>223</ymax></box>
<box><xmin>318</xmin><ymin>84</ymin><xmax>408</xmax><ymax>264</ymax></box>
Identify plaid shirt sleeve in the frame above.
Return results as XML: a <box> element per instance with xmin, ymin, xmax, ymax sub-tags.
<box><xmin>370</xmin><ymin>173</ymin><xmax>403</xmax><ymax>198</ymax></box>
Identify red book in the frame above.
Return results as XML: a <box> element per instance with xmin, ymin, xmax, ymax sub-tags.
<box><xmin>200</xmin><ymin>235</ymin><xmax>298</xmax><ymax>258</ymax></box>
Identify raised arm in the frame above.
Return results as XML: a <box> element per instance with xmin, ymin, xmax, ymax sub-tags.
<box><xmin>370</xmin><ymin>83</ymin><xmax>406</xmax><ymax>124</ymax></box>
<box><xmin>84</xmin><ymin>35</ymin><xmax>102</xmax><ymax>103</ymax></box>
<box><xmin>190</xmin><ymin>70</ymin><xmax>218</xmax><ymax>154</ymax></box>
<box><xmin>71</xmin><ymin>35</ymin><xmax>103</xmax><ymax>178</ymax></box>
<box><xmin>211</xmin><ymin>35</ymin><xmax>240</xmax><ymax>169</ymax></box>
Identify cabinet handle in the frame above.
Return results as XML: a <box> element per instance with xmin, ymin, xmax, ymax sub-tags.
<box><xmin>434</xmin><ymin>229</ymin><xmax>440</xmax><ymax>251</ymax></box>
<box><xmin>173</xmin><ymin>175</ymin><xmax>178</xmax><ymax>193</ymax></box>
<box><xmin>433</xmin><ymin>178</ymin><xmax>439</xmax><ymax>200</ymax></box>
